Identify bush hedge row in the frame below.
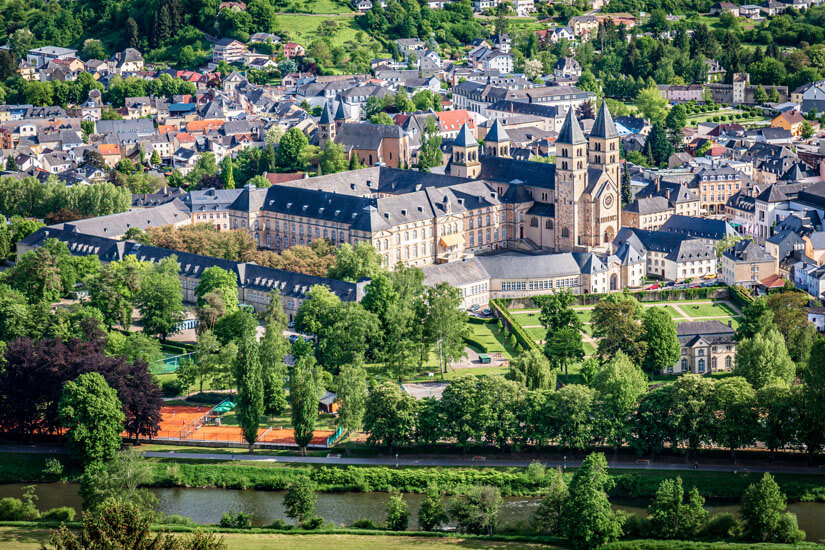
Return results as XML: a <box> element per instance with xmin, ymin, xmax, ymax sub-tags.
<box><xmin>489</xmin><ymin>299</ymin><xmax>541</xmax><ymax>354</ymax></box>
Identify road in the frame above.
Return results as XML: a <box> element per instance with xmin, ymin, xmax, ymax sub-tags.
<box><xmin>2</xmin><ymin>444</ymin><xmax>824</xmax><ymax>475</ymax></box>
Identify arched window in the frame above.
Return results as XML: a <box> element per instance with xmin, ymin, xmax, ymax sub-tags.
<box><xmin>478</xmin><ymin>230</ymin><xmax>483</xmax><ymax>244</ymax></box>
<box><xmin>698</xmin><ymin>358</ymin><xmax>705</xmax><ymax>373</ymax></box>
<box><xmin>726</xmin><ymin>356</ymin><xmax>732</xmax><ymax>370</ymax></box>
<box><xmin>711</xmin><ymin>357</ymin><xmax>717</xmax><ymax>371</ymax></box>
<box><xmin>681</xmin><ymin>359</ymin><xmax>687</xmax><ymax>371</ymax></box>
<box><xmin>561</xmin><ymin>227</ymin><xmax>570</xmax><ymax>238</ymax></box>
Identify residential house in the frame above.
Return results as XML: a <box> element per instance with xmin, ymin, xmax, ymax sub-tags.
<box><xmin>26</xmin><ymin>46</ymin><xmax>77</xmax><ymax>68</ymax></box>
<box><xmin>771</xmin><ymin>110</ymin><xmax>806</xmax><ymax>137</ymax></box>
<box><xmin>212</xmin><ymin>39</ymin><xmax>246</xmax><ymax>63</ymax></box>
<box><xmin>671</xmin><ymin>321</ymin><xmax>736</xmax><ymax>375</ymax></box>
<box><xmin>283</xmin><ymin>42</ymin><xmax>306</xmax><ymax>59</ymax></box>
<box><xmin>720</xmin><ymin>239</ymin><xmax>777</xmax><ymax>287</ymax></box>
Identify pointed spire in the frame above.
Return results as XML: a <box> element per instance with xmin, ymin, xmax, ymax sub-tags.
<box><xmin>334</xmin><ymin>100</ymin><xmax>347</xmax><ymax>121</ymax></box>
<box><xmin>557</xmin><ymin>107</ymin><xmax>586</xmax><ymax>145</ymax></box>
<box><xmin>454</xmin><ymin>123</ymin><xmax>478</xmax><ymax>148</ymax></box>
<box><xmin>591</xmin><ymin>101</ymin><xmax>619</xmax><ymax>140</ymax></box>
<box><xmin>485</xmin><ymin>119</ymin><xmax>510</xmax><ymax>143</ymax></box>
<box><xmin>319</xmin><ymin>101</ymin><xmax>333</xmax><ymax>125</ymax></box>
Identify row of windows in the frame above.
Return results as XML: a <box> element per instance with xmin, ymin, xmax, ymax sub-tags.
<box><xmin>195</xmin><ymin>213</ymin><xmax>228</xmax><ymax>220</ymax></box>
<box><xmin>701</xmin><ymin>184</ymin><xmax>739</xmax><ymax>192</ymax></box>
<box><xmin>528</xmin><ymin>278</ymin><xmax>577</xmax><ymax>290</ymax></box>
<box><xmin>468</xmin><ymin>227</ymin><xmax>505</xmax><ymax>246</ymax></box>
<box><xmin>465</xmin><ymin>283</ymin><xmax>489</xmax><ymax>296</ymax></box>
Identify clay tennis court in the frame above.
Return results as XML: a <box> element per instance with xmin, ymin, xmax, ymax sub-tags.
<box><xmin>150</xmin><ymin>406</ymin><xmax>334</xmax><ymax>446</ymax></box>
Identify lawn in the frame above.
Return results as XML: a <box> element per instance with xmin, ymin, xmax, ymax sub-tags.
<box><xmin>275</xmin><ymin>0</ymin><xmax>355</xmax><ymax>13</ymax></box>
<box><xmin>467</xmin><ymin>322</ymin><xmax>518</xmax><ymax>359</ymax></box>
<box><xmin>583</xmin><ymin>341</ymin><xmax>597</xmax><ymax>356</ymax></box>
<box><xmin>276</xmin><ymin>15</ymin><xmax>385</xmax><ymax>52</ymax></box>
<box><xmin>573</xmin><ymin>309</ymin><xmax>592</xmax><ymax>324</ymax></box>
<box><xmin>0</xmin><ymin>528</ymin><xmax>563</xmax><ymax>550</ymax></box>
<box><xmin>648</xmin><ymin>304</ymin><xmax>685</xmax><ymax>320</ymax></box>
<box><xmin>526</xmin><ymin>326</ymin><xmax>546</xmax><ymax>341</ymax></box>
<box><xmin>510</xmin><ymin>310</ymin><xmax>541</xmax><ymax>326</ymax></box>
<box><xmin>679</xmin><ymin>302</ymin><xmax>739</xmax><ymax>318</ymax></box>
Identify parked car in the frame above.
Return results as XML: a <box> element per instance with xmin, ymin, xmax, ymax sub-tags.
<box><xmin>470</xmin><ymin>304</ymin><xmax>481</xmax><ymax>312</ymax></box>
<box><xmin>288</xmin><ymin>335</ymin><xmax>299</xmax><ymax>343</ymax></box>
<box><xmin>482</xmin><ymin>308</ymin><xmax>491</xmax><ymax>316</ymax></box>
<box><xmin>288</xmin><ymin>321</ymin><xmax>295</xmax><ymax>329</ymax></box>
<box><xmin>646</xmin><ymin>283</ymin><xmax>659</xmax><ymax>290</ymax></box>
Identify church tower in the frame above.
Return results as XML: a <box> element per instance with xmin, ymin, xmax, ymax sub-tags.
<box><xmin>334</xmin><ymin>100</ymin><xmax>348</xmax><ymax>131</ymax></box>
<box><xmin>588</xmin><ymin>101</ymin><xmax>620</xmax><ymax>186</ymax></box>
<box><xmin>554</xmin><ymin>108</ymin><xmax>588</xmax><ymax>251</ymax></box>
<box><xmin>483</xmin><ymin>119</ymin><xmax>511</xmax><ymax>158</ymax></box>
<box><xmin>318</xmin><ymin>102</ymin><xmax>335</xmax><ymax>149</ymax></box>
<box><xmin>449</xmin><ymin>123</ymin><xmax>481</xmax><ymax>179</ymax></box>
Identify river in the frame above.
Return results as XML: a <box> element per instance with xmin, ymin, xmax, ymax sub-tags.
<box><xmin>2</xmin><ymin>484</ymin><xmax>824</xmax><ymax>541</ymax></box>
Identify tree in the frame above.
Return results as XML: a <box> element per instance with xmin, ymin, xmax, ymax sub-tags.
<box><xmin>524</xmin><ymin>58</ymin><xmax>544</xmax><ymax>81</ymax></box>
<box><xmin>646</xmin><ymin>122</ymin><xmax>674</xmax><ymax>167</ymax></box>
<box><xmin>665</xmin><ymin>103</ymin><xmax>687</xmax><ymax>133</ymax></box>
<box><xmin>9</xmin><ymin>29</ymin><xmax>34</xmax><ymax>58</ymax></box>
<box><xmin>58</xmin><ymin>372</ymin><xmax>125</xmax><ymax>465</ymax></box>
<box><xmin>194</xmin><ymin>266</ymin><xmax>239</xmax><ymax>312</ymax></box>
<box><xmin>642</xmin><ymin>307</ymin><xmax>680</xmax><ymax>374</ymax></box>
<box><xmin>235</xmin><ymin>336</ymin><xmax>264</xmax><ymax>452</ymax></box>
<box><xmin>126</xmin><ymin>18</ymin><xmax>140</xmax><ymax>51</ymax></box>
<box><xmin>265</xmin><ymin>126</ymin><xmax>284</xmax><ymax>146</ymax></box>
<box><xmin>592</xmin><ymin>294</ymin><xmax>646</xmax><ymax>364</ymax></box>
<box><xmin>670</xmin><ymin>374</ymin><xmax>716</xmax><ymax>460</ymax></box>
<box><xmin>150</xmin><ymin>149</ymin><xmax>161</xmax><ymax>167</ymax></box>
<box><xmin>177</xmin><ymin>329</ymin><xmax>235</xmax><ymax>393</ymax></box>
<box><xmin>335</xmin><ymin>362</ymin><xmax>368</xmax><ymax>434</ymax></box>
<box><xmin>417</xmin><ymin>118</ymin><xmax>443</xmax><ymax>172</ymax></box>
<box><xmin>736</xmin><ymin>297</ymin><xmax>774</xmax><ymax>340</ymax></box>
<box><xmin>385</xmin><ymin>492</ymin><xmax>409</xmax><ymax>531</ymax></box>
<box><xmin>560</xmin><ymin>453</ymin><xmax>623</xmax><ymax>550</ymax></box>
<box><xmin>291</xmin><ymin>355</ymin><xmax>320</xmax><ymax>455</ymax></box>
<box><xmin>423</xmin><ymin>283</ymin><xmax>468</xmax><ymax>377</ymax></box>
<box><xmin>283</xmin><ymin>477</ymin><xmax>317</xmax><ymax>524</ymax></box>
<box><xmin>712</xmin><ymin>376</ymin><xmax>758</xmax><ymax>461</ymax></box>
<box><xmin>135</xmin><ymin>256</ymin><xmax>184</xmax><ymax>340</ymax></box>
<box><xmin>78</xmin><ymin>451</ymin><xmax>156</xmax><ymax>512</ymax></box>
<box><xmin>259</xmin><ymin>292</ymin><xmax>289</xmax><ymax>415</ymax></box>
<box><xmin>319</xmin><ymin>141</ymin><xmax>348</xmax><ymax>175</ymax></box>
<box><xmin>538</xmin><ymin>290</ymin><xmax>581</xmax><ymax>333</ymax></box>
<box><xmin>531</xmin><ymin>468</ymin><xmax>568</xmax><ymax>534</ymax></box>
<box><xmin>550</xmin><ymin>384</ymin><xmax>596</xmax><ymax>451</ymax></box>
<box><xmin>741</xmin><ymin>473</ymin><xmax>805</xmax><ymax>543</ymax></box>
<box><xmin>46</xmin><ymin>498</ymin><xmax>226</xmax><ymax>550</ymax></box>
<box><xmin>635</xmin><ymin>86</ymin><xmax>668</xmax><ymax>124</ymax></box>
<box><xmin>418</xmin><ymin>486</ymin><xmax>448</xmax><ymax>531</ymax></box>
<box><xmin>5</xmin><ymin>155</ymin><xmax>18</xmax><ymax>172</ymax></box>
<box><xmin>544</xmin><ymin>327</ymin><xmax>584</xmax><ymax>382</ymax></box>
<box><xmin>757</xmin><ymin>382</ymin><xmax>796</xmax><ymax>460</ymax></box>
<box><xmin>220</xmin><ymin>156</ymin><xmax>235</xmax><ymax>189</ymax></box>
<box><xmin>275</xmin><ymin>127</ymin><xmax>310</xmax><ymax>171</ymax></box>
<box><xmin>753</xmin><ymin>85</ymin><xmax>768</xmax><ymax>104</ymax></box>
<box><xmin>363</xmin><ymin>381</ymin><xmax>417</xmax><ymax>450</ymax></box>
<box><xmin>328</xmin><ymin>241</ymin><xmax>383</xmax><ymax>282</ymax></box>
<box><xmin>508</xmin><ymin>348</ymin><xmax>555</xmax><ymax>390</ymax></box>
<box><xmin>448</xmin><ymin>485</ymin><xmax>502</xmax><ymax>535</ymax></box>
<box><xmin>735</xmin><ymin>328</ymin><xmax>795</xmax><ymax>389</ymax></box>
<box><xmin>801</xmin><ymin>120</ymin><xmax>815</xmax><ymax>140</ymax></box>
<box><xmin>592</xmin><ymin>351</ymin><xmax>647</xmax><ymax>449</ymax></box>
<box><xmin>370</xmin><ymin>112</ymin><xmax>394</xmax><ymax>125</ymax></box>
<box><xmin>647</xmin><ymin>477</ymin><xmax>708</xmax><ymax>539</ymax></box>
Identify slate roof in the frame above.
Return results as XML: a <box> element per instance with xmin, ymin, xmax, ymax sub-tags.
<box><xmin>50</xmin><ymin>201</ymin><xmax>189</xmax><ymax>238</ymax></box>
<box><xmin>623</xmin><ymin>196</ymin><xmax>671</xmax><ymax>215</ymax></box>
<box><xmin>454</xmin><ymin>123</ymin><xmax>478</xmax><ymax>148</ymax></box>
<box><xmin>484</xmin><ymin>119</ymin><xmax>510</xmax><ymax>143</ymax></box>
<box><xmin>335</xmin><ymin>123</ymin><xmax>405</xmax><ymax>152</ymax></box>
<box><xmin>614</xmin><ymin>227</ymin><xmax>715</xmax><ymax>262</ymax></box>
<box><xmin>475</xmin><ymin>251</ymin><xmax>591</xmax><ymax>279</ymax></box>
<box><xmin>591</xmin><ymin>101</ymin><xmax>619</xmax><ymax>140</ymax></box>
<box><xmin>676</xmin><ymin>320</ymin><xmax>735</xmax><ymax>346</ymax></box>
<box><xmin>478</xmin><ymin>156</ymin><xmax>555</xmax><ymax>189</ymax></box>
<box><xmin>422</xmin><ymin>257</ymin><xmax>490</xmax><ymax>287</ymax></box>
<box><xmin>556</xmin><ymin>107</ymin><xmax>586</xmax><ymax>145</ymax></box>
<box><xmin>722</xmin><ymin>240</ymin><xmax>774</xmax><ymax>263</ymax></box>
<box><xmin>660</xmin><ymin>214</ymin><xmax>736</xmax><ymax>241</ymax></box>
<box><xmin>319</xmin><ymin>102</ymin><xmax>333</xmax><ymax>125</ymax></box>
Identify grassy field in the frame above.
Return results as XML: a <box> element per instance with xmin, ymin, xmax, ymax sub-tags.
<box><xmin>275</xmin><ymin>0</ymin><xmax>355</xmax><ymax>13</ymax></box>
<box><xmin>677</xmin><ymin>302</ymin><xmax>738</xmax><ymax>318</ymax></box>
<box><xmin>0</xmin><ymin>528</ymin><xmax>561</xmax><ymax>550</ymax></box>
<box><xmin>276</xmin><ymin>14</ymin><xmax>386</xmax><ymax>52</ymax></box>
<box><xmin>467</xmin><ymin>321</ymin><xmax>518</xmax><ymax>360</ymax></box>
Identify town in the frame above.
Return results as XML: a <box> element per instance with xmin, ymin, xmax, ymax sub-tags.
<box><xmin>1</xmin><ymin>0</ymin><xmax>825</xmax><ymax>548</ymax></box>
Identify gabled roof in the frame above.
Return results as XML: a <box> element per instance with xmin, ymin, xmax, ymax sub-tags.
<box><xmin>319</xmin><ymin>101</ymin><xmax>333</xmax><ymax>125</ymax></box>
<box><xmin>556</xmin><ymin>107</ymin><xmax>586</xmax><ymax>145</ymax></box>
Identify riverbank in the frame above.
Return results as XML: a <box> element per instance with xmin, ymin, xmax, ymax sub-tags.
<box><xmin>6</xmin><ymin>451</ymin><xmax>825</xmax><ymax>502</ymax></box>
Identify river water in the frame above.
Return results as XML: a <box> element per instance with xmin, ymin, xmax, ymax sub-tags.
<box><xmin>3</xmin><ymin>484</ymin><xmax>824</xmax><ymax>541</ymax></box>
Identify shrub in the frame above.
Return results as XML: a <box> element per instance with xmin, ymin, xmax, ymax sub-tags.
<box><xmin>162</xmin><ymin>379</ymin><xmax>185</xmax><ymax>397</ymax></box>
<box><xmin>42</xmin><ymin>458</ymin><xmax>64</xmax><ymax>478</ymax></box>
<box><xmin>619</xmin><ymin>512</ymin><xmax>648</xmax><ymax>538</ymax></box>
<box><xmin>159</xmin><ymin>513</ymin><xmax>195</xmax><ymax>525</ymax></box>
<box><xmin>0</xmin><ymin>497</ymin><xmax>23</xmax><ymax>520</ymax></box>
<box><xmin>268</xmin><ymin>518</ymin><xmax>292</xmax><ymax>529</ymax></box>
<box><xmin>219</xmin><ymin>510</ymin><xmax>253</xmax><ymax>528</ymax></box>
<box><xmin>42</xmin><ymin>507</ymin><xmax>76</xmax><ymax>522</ymax></box>
<box><xmin>701</xmin><ymin>512</ymin><xmax>741</xmax><ymax>539</ymax></box>
<box><xmin>300</xmin><ymin>515</ymin><xmax>325</xmax><ymax>530</ymax></box>
<box><xmin>385</xmin><ymin>492</ymin><xmax>409</xmax><ymax>531</ymax></box>
<box><xmin>350</xmin><ymin>518</ymin><xmax>381</xmax><ymax>529</ymax></box>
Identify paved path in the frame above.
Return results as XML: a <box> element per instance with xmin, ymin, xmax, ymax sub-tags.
<box><xmin>2</xmin><ymin>444</ymin><xmax>823</xmax><ymax>476</ymax></box>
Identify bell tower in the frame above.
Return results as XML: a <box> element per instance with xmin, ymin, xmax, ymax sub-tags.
<box><xmin>449</xmin><ymin>123</ymin><xmax>480</xmax><ymax>179</ymax></box>
<box><xmin>318</xmin><ymin>102</ymin><xmax>335</xmax><ymax>149</ymax></box>
<box><xmin>483</xmin><ymin>119</ymin><xmax>511</xmax><ymax>158</ymax></box>
<box><xmin>588</xmin><ymin>101</ymin><xmax>620</xmax><ymax>186</ymax></box>
<box><xmin>554</xmin><ymin>108</ymin><xmax>588</xmax><ymax>251</ymax></box>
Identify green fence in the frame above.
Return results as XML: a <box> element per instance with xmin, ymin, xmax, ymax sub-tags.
<box><xmin>150</xmin><ymin>351</ymin><xmax>196</xmax><ymax>375</ymax></box>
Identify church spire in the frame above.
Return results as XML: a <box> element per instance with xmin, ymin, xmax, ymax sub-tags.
<box><xmin>591</xmin><ymin>101</ymin><xmax>619</xmax><ymax>140</ymax></box>
<box><xmin>557</xmin><ymin>107</ymin><xmax>586</xmax><ymax>145</ymax></box>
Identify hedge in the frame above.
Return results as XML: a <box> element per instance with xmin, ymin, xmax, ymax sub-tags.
<box><xmin>603</xmin><ymin>541</ymin><xmax>821</xmax><ymax>550</ymax></box>
<box><xmin>729</xmin><ymin>285</ymin><xmax>754</xmax><ymax>309</ymax></box>
<box><xmin>489</xmin><ymin>299</ymin><xmax>541</xmax><ymax>354</ymax></box>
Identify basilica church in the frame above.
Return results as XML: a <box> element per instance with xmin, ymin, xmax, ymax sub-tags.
<box><xmin>448</xmin><ymin>102</ymin><xmax>623</xmax><ymax>254</ymax></box>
